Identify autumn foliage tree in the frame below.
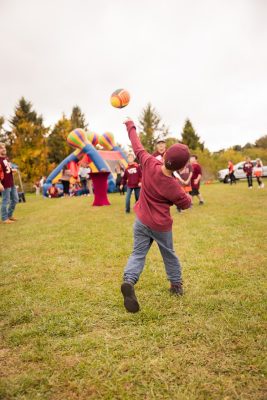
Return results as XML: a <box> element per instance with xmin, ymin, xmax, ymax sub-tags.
<box><xmin>9</xmin><ymin>97</ymin><xmax>49</xmax><ymax>181</ymax></box>
<box><xmin>1</xmin><ymin>98</ymin><xmax>266</xmax><ymax>185</ymax></box>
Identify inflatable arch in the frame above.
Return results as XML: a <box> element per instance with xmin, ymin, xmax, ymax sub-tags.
<box><xmin>43</xmin><ymin>129</ymin><xmax>128</xmax><ymax>205</ymax></box>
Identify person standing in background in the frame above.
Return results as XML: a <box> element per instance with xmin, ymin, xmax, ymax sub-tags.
<box><xmin>60</xmin><ymin>166</ymin><xmax>71</xmax><ymax>197</ymax></box>
<box><xmin>174</xmin><ymin>161</ymin><xmax>193</xmax><ymax>212</ymax></box>
<box><xmin>39</xmin><ymin>176</ymin><xmax>46</xmax><ymax>195</ymax></box>
<box><xmin>78</xmin><ymin>161</ymin><xmax>91</xmax><ymax>195</ymax></box>
<box><xmin>152</xmin><ymin>137</ymin><xmax>166</xmax><ymax>162</ymax></box>
<box><xmin>243</xmin><ymin>157</ymin><xmax>254</xmax><ymax>189</ymax></box>
<box><xmin>0</xmin><ymin>142</ymin><xmax>19</xmax><ymax>224</ymax></box>
<box><xmin>115</xmin><ymin>163</ymin><xmax>125</xmax><ymax>195</ymax></box>
<box><xmin>33</xmin><ymin>179</ymin><xmax>41</xmax><ymax>195</ymax></box>
<box><xmin>254</xmin><ymin>158</ymin><xmax>264</xmax><ymax>189</ymax></box>
<box><xmin>190</xmin><ymin>155</ymin><xmax>204</xmax><ymax>205</ymax></box>
<box><xmin>120</xmin><ymin>153</ymin><xmax>142</xmax><ymax>213</ymax></box>
<box><xmin>228</xmin><ymin>160</ymin><xmax>236</xmax><ymax>185</ymax></box>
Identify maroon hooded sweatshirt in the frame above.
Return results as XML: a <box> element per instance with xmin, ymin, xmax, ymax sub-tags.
<box><xmin>125</xmin><ymin>121</ymin><xmax>191</xmax><ymax>232</ymax></box>
<box><xmin>121</xmin><ymin>162</ymin><xmax>142</xmax><ymax>188</ymax></box>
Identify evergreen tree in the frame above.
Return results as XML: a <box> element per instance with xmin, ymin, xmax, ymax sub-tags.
<box><xmin>138</xmin><ymin>103</ymin><xmax>168</xmax><ymax>153</ymax></box>
<box><xmin>165</xmin><ymin>137</ymin><xmax>178</xmax><ymax>148</ymax></box>
<box><xmin>243</xmin><ymin>142</ymin><xmax>253</xmax><ymax>149</ymax></box>
<box><xmin>181</xmin><ymin>119</ymin><xmax>204</xmax><ymax>150</ymax></box>
<box><xmin>47</xmin><ymin>114</ymin><xmax>72</xmax><ymax>165</ymax></box>
<box><xmin>70</xmin><ymin>106</ymin><xmax>88</xmax><ymax>130</ymax></box>
<box><xmin>232</xmin><ymin>145</ymin><xmax>242</xmax><ymax>152</ymax></box>
<box><xmin>9</xmin><ymin>97</ymin><xmax>49</xmax><ymax>181</ymax></box>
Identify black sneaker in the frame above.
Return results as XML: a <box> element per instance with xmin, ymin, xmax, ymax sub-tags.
<box><xmin>169</xmin><ymin>282</ymin><xmax>183</xmax><ymax>296</ymax></box>
<box><xmin>121</xmin><ymin>282</ymin><xmax>140</xmax><ymax>313</ymax></box>
<box><xmin>199</xmin><ymin>201</ymin><xmax>204</xmax><ymax>205</ymax></box>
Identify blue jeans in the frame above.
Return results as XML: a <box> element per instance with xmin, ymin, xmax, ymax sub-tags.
<box><xmin>124</xmin><ymin>218</ymin><xmax>182</xmax><ymax>284</ymax></box>
<box><xmin>1</xmin><ymin>186</ymin><xmax>19</xmax><ymax>221</ymax></box>
<box><xmin>126</xmin><ymin>187</ymin><xmax>140</xmax><ymax>212</ymax></box>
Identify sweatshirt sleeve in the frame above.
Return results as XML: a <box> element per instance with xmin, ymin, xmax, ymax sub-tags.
<box><xmin>138</xmin><ymin>165</ymin><xmax>142</xmax><ymax>182</ymax></box>
<box><xmin>125</xmin><ymin>121</ymin><xmax>151</xmax><ymax>167</ymax></box>
<box><xmin>169</xmin><ymin>185</ymin><xmax>192</xmax><ymax>210</ymax></box>
<box><xmin>0</xmin><ymin>163</ymin><xmax>3</xmax><ymax>182</ymax></box>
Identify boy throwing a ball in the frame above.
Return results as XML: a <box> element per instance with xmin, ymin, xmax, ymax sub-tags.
<box><xmin>121</xmin><ymin>119</ymin><xmax>192</xmax><ymax>313</ymax></box>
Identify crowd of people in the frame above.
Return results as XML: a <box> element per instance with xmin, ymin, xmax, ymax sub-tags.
<box><xmin>0</xmin><ymin>137</ymin><xmax>265</xmax><ymax>226</ymax></box>
<box><xmin>1</xmin><ymin>128</ymin><xmax>266</xmax><ymax>315</ymax></box>
<box><xmin>32</xmin><ymin>161</ymin><xmax>94</xmax><ymax>198</ymax></box>
<box><xmin>228</xmin><ymin>157</ymin><xmax>265</xmax><ymax>188</ymax></box>
<box><xmin>120</xmin><ymin>137</ymin><xmax>205</xmax><ymax>214</ymax></box>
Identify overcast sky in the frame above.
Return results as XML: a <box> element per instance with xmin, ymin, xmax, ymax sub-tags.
<box><xmin>0</xmin><ymin>0</ymin><xmax>266</xmax><ymax>151</ymax></box>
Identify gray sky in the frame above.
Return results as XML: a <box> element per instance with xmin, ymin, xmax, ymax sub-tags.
<box><xmin>0</xmin><ymin>0</ymin><xmax>266</xmax><ymax>151</ymax></box>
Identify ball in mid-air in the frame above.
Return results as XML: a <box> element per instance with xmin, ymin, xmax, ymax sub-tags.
<box><xmin>110</xmin><ymin>89</ymin><xmax>130</xmax><ymax>108</ymax></box>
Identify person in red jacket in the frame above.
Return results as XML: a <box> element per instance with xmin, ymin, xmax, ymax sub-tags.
<box><xmin>48</xmin><ymin>183</ymin><xmax>60</xmax><ymax>198</ymax></box>
<box><xmin>120</xmin><ymin>119</ymin><xmax>191</xmax><ymax>313</ymax></box>
<box><xmin>228</xmin><ymin>160</ymin><xmax>236</xmax><ymax>185</ymax></box>
<box><xmin>120</xmin><ymin>153</ymin><xmax>142</xmax><ymax>213</ymax></box>
<box><xmin>0</xmin><ymin>143</ymin><xmax>19</xmax><ymax>224</ymax></box>
<box><xmin>243</xmin><ymin>157</ymin><xmax>254</xmax><ymax>188</ymax></box>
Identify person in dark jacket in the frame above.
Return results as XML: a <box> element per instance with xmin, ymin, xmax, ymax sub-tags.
<box><xmin>243</xmin><ymin>157</ymin><xmax>254</xmax><ymax>188</ymax></box>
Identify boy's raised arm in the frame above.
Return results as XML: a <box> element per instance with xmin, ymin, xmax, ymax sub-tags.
<box><xmin>124</xmin><ymin>119</ymin><xmax>151</xmax><ymax>167</ymax></box>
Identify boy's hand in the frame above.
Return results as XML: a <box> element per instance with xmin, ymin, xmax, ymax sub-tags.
<box><xmin>0</xmin><ymin>183</ymin><xmax>4</xmax><ymax>192</ymax></box>
<box><xmin>120</xmin><ymin>185</ymin><xmax>123</xmax><ymax>190</ymax></box>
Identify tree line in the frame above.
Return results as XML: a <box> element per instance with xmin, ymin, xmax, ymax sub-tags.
<box><xmin>0</xmin><ymin>97</ymin><xmax>266</xmax><ymax>183</ymax></box>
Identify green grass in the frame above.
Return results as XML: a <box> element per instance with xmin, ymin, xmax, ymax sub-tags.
<box><xmin>0</xmin><ymin>182</ymin><xmax>266</xmax><ymax>400</ymax></box>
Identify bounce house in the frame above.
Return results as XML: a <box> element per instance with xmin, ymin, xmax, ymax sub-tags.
<box><xmin>43</xmin><ymin>129</ymin><xmax>128</xmax><ymax>205</ymax></box>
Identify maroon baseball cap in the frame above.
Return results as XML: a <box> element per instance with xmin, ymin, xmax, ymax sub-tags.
<box><xmin>164</xmin><ymin>143</ymin><xmax>190</xmax><ymax>171</ymax></box>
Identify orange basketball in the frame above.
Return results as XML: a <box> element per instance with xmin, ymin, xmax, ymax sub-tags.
<box><xmin>110</xmin><ymin>89</ymin><xmax>130</xmax><ymax>108</ymax></box>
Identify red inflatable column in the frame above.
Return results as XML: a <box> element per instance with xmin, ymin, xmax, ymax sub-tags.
<box><xmin>90</xmin><ymin>172</ymin><xmax>111</xmax><ymax>206</ymax></box>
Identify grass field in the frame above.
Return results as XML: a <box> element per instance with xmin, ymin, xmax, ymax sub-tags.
<box><xmin>0</xmin><ymin>182</ymin><xmax>266</xmax><ymax>400</ymax></box>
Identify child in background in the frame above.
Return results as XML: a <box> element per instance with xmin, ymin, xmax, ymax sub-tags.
<box><xmin>190</xmin><ymin>155</ymin><xmax>204</xmax><ymax>205</ymax></box>
<box><xmin>48</xmin><ymin>183</ymin><xmax>59</xmax><ymax>198</ymax></box>
<box><xmin>254</xmin><ymin>158</ymin><xmax>264</xmax><ymax>189</ymax></box>
<box><xmin>174</xmin><ymin>161</ymin><xmax>193</xmax><ymax>193</ymax></box>
<box><xmin>33</xmin><ymin>180</ymin><xmax>41</xmax><ymax>195</ymax></box>
<box><xmin>121</xmin><ymin>119</ymin><xmax>191</xmax><ymax>313</ymax></box>
<box><xmin>174</xmin><ymin>161</ymin><xmax>193</xmax><ymax>212</ymax></box>
<box><xmin>120</xmin><ymin>153</ymin><xmax>142</xmax><ymax>213</ymax></box>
